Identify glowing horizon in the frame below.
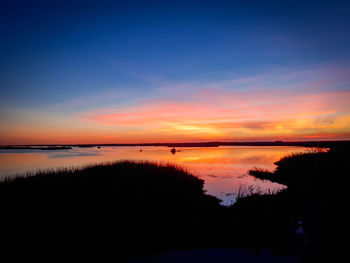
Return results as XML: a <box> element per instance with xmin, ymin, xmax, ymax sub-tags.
<box><xmin>2</xmin><ymin>67</ymin><xmax>350</xmax><ymax>145</ymax></box>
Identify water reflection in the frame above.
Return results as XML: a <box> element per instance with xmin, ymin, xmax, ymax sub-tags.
<box><xmin>0</xmin><ymin>146</ymin><xmax>312</xmax><ymax>205</ymax></box>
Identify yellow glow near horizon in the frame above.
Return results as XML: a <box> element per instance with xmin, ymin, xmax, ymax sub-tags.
<box><xmin>1</xmin><ymin>89</ymin><xmax>350</xmax><ymax>144</ymax></box>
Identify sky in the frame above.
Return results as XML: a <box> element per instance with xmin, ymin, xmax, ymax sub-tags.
<box><xmin>1</xmin><ymin>0</ymin><xmax>350</xmax><ymax>144</ymax></box>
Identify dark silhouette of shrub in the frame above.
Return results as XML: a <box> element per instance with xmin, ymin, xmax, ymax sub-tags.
<box><xmin>0</xmin><ymin>161</ymin><xmax>222</xmax><ymax>261</ymax></box>
<box><xmin>1</xmin><ymin>142</ymin><xmax>348</xmax><ymax>262</ymax></box>
<box><xmin>247</xmin><ymin>145</ymin><xmax>349</xmax><ymax>262</ymax></box>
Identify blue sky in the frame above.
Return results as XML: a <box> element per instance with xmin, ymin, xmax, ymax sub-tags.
<box><xmin>1</xmin><ymin>0</ymin><xmax>350</xmax><ymax>143</ymax></box>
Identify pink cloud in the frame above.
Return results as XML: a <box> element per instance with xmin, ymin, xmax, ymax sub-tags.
<box><xmin>3</xmin><ymin>66</ymin><xmax>350</xmax><ymax>144</ymax></box>
<box><xmin>81</xmin><ymin>88</ymin><xmax>350</xmax><ymax>141</ymax></box>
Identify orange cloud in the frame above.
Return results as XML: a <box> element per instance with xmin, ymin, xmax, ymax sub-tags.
<box><xmin>2</xmin><ymin>67</ymin><xmax>350</xmax><ymax>144</ymax></box>
<box><xmin>74</xmin><ymin>89</ymin><xmax>350</xmax><ymax>142</ymax></box>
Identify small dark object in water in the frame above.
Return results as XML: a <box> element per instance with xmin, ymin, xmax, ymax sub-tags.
<box><xmin>140</xmin><ymin>149</ymin><xmax>142</xmax><ymax>152</ymax></box>
<box><xmin>170</xmin><ymin>148</ymin><xmax>176</xmax><ymax>154</ymax></box>
<box><xmin>97</xmin><ymin>146</ymin><xmax>101</xmax><ymax>149</ymax></box>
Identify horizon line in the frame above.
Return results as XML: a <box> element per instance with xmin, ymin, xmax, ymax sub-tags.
<box><xmin>2</xmin><ymin>139</ymin><xmax>350</xmax><ymax>147</ymax></box>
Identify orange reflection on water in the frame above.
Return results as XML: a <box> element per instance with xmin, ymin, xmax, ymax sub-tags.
<box><xmin>0</xmin><ymin>146</ymin><xmax>311</xmax><ymax>205</ymax></box>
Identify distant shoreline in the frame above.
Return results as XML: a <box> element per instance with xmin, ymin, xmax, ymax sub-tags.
<box><xmin>1</xmin><ymin>140</ymin><xmax>349</xmax><ymax>149</ymax></box>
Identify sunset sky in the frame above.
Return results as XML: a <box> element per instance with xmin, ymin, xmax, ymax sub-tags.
<box><xmin>1</xmin><ymin>0</ymin><xmax>350</xmax><ymax>144</ymax></box>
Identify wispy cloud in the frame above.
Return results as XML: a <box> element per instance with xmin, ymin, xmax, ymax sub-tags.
<box><xmin>2</xmin><ymin>66</ymin><xmax>350</xmax><ymax>144</ymax></box>
<box><xmin>73</xmin><ymin>66</ymin><xmax>349</xmax><ymax>142</ymax></box>
<box><xmin>82</xmin><ymin>86</ymin><xmax>350</xmax><ymax>141</ymax></box>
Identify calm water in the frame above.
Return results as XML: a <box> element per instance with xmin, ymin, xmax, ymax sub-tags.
<box><xmin>0</xmin><ymin>146</ymin><xmax>311</xmax><ymax>205</ymax></box>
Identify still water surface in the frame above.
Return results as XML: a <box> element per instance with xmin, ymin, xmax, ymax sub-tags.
<box><xmin>0</xmin><ymin>146</ymin><xmax>311</xmax><ymax>205</ymax></box>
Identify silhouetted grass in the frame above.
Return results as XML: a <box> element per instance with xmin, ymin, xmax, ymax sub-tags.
<box><xmin>0</xmin><ymin>160</ymin><xmax>301</xmax><ymax>261</ymax></box>
<box><xmin>244</xmin><ymin>145</ymin><xmax>349</xmax><ymax>262</ymax></box>
<box><xmin>1</xmin><ymin>143</ymin><xmax>348</xmax><ymax>262</ymax></box>
<box><xmin>0</xmin><ymin>161</ymin><xmax>224</xmax><ymax>261</ymax></box>
<box><xmin>248</xmin><ymin>168</ymin><xmax>274</xmax><ymax>181</ymax></box>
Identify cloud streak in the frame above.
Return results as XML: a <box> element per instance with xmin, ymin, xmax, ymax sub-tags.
<box><xmin>83</xmin><ymin>87</ymin><xmax>350</xmax><ymax>141</ymax></box>
<box><xmin>2</xmin><ymin>66</ymin><xmax>350</xmax><ymax>144</ymax></box>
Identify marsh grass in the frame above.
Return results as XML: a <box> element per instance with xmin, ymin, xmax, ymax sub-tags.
<box><xmin>0</xmin><ymin>161</ymin><xmax>223</xmax><ymax>261</ymax></box>
<box><xmin>248</xmin><ymin>167</ymin><xmax>275</xmax><ymax>181</ymax></box>
<box><xmin>0</xmin><ymin>144</ymin><xmax>348</xmax><ymax>262</ymax></box>
<box><xmin>244</xmin><ymin>145</ymin><xmax>349</xmax><ymax>262</ymax></box>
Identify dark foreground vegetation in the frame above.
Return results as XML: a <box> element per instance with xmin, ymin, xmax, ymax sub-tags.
<box><xmin>0</xmin><ymin>162</ymin><xmax>223</xmax><ymax>261</ymax></box>
<box><xmin>0</xmin><ymin>143</ymin><xmax>348</xmax><ymax>262</ymax></box>
<box><xmin>245</xmin><ymin>144</ymin><xmax>349</xmax><ymax>262</ymax></box>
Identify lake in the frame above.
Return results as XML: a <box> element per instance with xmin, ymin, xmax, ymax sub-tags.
<box><xmin>0</xmin><ymin>146</ymin><xmax>312</xmax><ymax>205</ymax></box>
